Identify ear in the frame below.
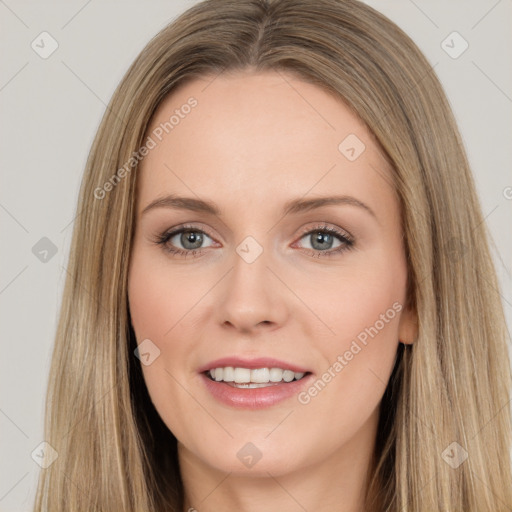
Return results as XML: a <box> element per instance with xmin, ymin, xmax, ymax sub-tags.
<box><xmin>398</xmin><ymin>305</ymin><xmax>417</xmax><ymax>345</ymax></box>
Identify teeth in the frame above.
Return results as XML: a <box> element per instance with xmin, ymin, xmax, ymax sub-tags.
<box><xmin>251</xmin><ymin>368</ymin><xmax>270</xmax><ymax>383</ymax></box>
<box><xmin>207</xmin><ymin>367</ymin><xmax>307</xmax><ymax>384</ymax></box>
<box><xmin>234</xmin><ymin>368</ymin><xmax>251</xmax><ymax>383</ymax></box>
<box><xmin>269</xmin><ymin>368</ymin><xmax>284</xmax><ymax>382</ymax></box>
<box><xmin>283</xmin><ymin>370</ymin><xmax>295</xmax><ymax>382</ymax></box>
<box><xmin>223</xmin><ymin>367</ymin><xmax>235</xmax><ymax>382</ymax></box>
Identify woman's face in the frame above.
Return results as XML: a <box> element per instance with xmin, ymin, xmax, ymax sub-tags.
<box><xmin>128</xmin><ymin>69</ymin><xmax>415</xmax><ymax>477</ymax></box>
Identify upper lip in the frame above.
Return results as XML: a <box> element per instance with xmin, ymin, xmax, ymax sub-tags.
<box><xmin>198</xmin><ymin>357</ymin><xmax>311</xmax><ymax>374</ymax></box>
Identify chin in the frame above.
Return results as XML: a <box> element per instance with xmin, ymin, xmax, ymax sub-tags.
<box><xmin>185</xmin><ymin>439</ymin><xmax>307</xmax><ymax>477</ymax></box>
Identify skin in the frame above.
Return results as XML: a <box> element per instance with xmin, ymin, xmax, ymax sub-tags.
<box><xmin>127</xmin><ymin>69</ymin><xmax>416</xmax><ymax>512</ymax></box>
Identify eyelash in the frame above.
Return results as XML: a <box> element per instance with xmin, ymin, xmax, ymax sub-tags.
<box><xmin>153</xmin><ymin>223</ymin><xmax>355</xmax><ymax>259</ymax></box>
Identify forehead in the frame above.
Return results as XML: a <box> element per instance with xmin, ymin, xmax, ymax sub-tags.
<box><xmin>137</xmin><ymin>69</ymin><xmax>395</xmax><ymax>214</ymax></box>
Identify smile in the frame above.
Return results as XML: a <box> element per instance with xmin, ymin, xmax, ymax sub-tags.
<box><xmin>199</xmin><ymin>358</ymin><xmax>313</xmax><ymax>409</ymax></box>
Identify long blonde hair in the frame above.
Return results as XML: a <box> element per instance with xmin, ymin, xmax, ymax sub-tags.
<box><xmin>33</xmin><ymin>0</ymin><xmax>512</xmax><ymax>510</ymax></box>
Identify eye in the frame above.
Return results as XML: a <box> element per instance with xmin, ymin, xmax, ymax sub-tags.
<box><xmin>154</xmin><ymin>224</ymin><xmax>216</xmax><ymax>256</ymax></box>
<box><xmin>294</xmin><ymin>224</ymin><xmax>354</xmax><ymax>257</ymax></box>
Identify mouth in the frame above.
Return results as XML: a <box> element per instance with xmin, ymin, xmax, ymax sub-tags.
<box><xmin>198</xmin><ymin>358</ymin><xmax>314</xmax><ymax>409</ymax></box>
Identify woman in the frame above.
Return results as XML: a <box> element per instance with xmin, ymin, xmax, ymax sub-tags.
<box><xmin>33</xmin><ymin>0</ymin><xmax>512</xmax><ymax>510</ymax></box>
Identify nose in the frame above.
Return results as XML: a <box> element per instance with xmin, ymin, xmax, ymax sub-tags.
<box><xmin>217</xmin><ymin>243</ymin><xmax>289</xmax><ymax>334</ymax></box>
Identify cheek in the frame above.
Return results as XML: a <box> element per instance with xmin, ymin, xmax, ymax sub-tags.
<box><xmin>127</xmin><ymin>248</ymin><xmax>192</xmax><ymax>408</ymax></box>
<box><xmin>296</xmin><ymin>254</ymin><xmax>406</xmax><ymax>432</ymax></box>
<box><xmin>128</xmin><ymin>249</ymin><xmax>201</xmax><ymax>340</ymax></box>
<box><xmin>298</xmin><ymin>248</ymin><xmax>407</xmax><ymax>352</ymax></box>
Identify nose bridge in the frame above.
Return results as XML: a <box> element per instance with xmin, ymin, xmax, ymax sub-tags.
<box><xmin>230</xmin><ymin>232</ymin><xmax>272</xmax><ymax>304</ymax></box>
<box><xmin>218</xmin><ymin>231</ymin><xmax>286</xmax><ymax>331</ymax></box>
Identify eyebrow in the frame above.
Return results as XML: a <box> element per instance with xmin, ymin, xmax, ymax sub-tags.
<box><xmin>141</xmin><ymin>194</ymin><xmax>376</xmax><ymax>219</ymax></box>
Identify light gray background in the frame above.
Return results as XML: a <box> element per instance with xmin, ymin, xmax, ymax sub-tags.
<box><xmin>1</xmin><ymin>1</ymin><xmax>511</xmax><ymax>510</ymax></box>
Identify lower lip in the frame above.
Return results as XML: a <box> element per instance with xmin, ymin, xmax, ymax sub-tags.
<box><xmin>200</xmin><ymin>373</ymin><xmax>313</xmax><ymax>409</ymax></box>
